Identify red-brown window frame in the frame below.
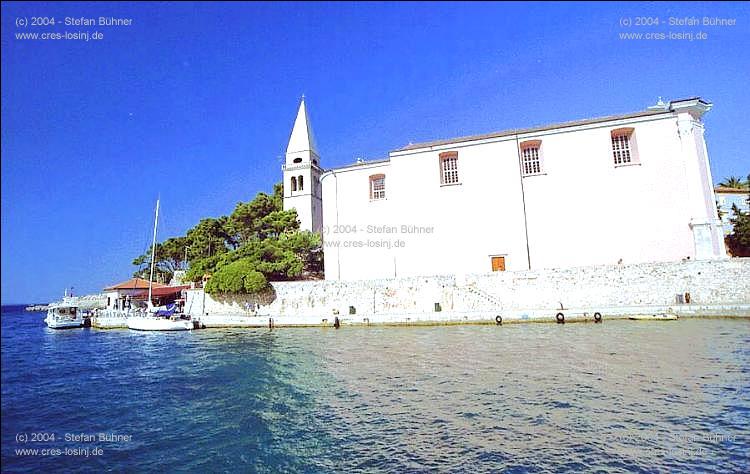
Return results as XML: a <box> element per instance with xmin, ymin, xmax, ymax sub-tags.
<box><xmin>519</xmin><ymin>139</ymin><xmax>543</xmax><ymax>176</ymax></box>
<box><xmin>611</xmin><ymin>127</ymin><xmax>638</xmax><ymax>165</ymax></box>
<box><xmin>439</xmin><ymin>151</ymin><xmax>460</xmax><ymax>185</ymax></box>
<box><xmin>369</xmin><ymin>173</ymin><xmax>386</xmax><ymax>200</ymax></box>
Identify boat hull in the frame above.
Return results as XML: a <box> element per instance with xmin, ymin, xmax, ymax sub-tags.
<box><xmin>45</xmin><ymin>317</ymin><xmax>84</xmax><ymax>329</ymax></box>
<box><xmin>127</xmin><ymin>317</ymin><xmax>192</xmax><ymax>331</ymax></box>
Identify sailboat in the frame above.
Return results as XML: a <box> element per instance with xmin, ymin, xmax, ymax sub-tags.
<box><xmin>127</xmin><ymin>199</ymin><xmax>192</xmax><ymax>331</ymax></box>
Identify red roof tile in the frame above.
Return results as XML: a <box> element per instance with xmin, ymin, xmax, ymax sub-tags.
<box><xmin>103</xmin><ymin>278</ymin><xmax>167</xmax><ymax>291</ymax></box>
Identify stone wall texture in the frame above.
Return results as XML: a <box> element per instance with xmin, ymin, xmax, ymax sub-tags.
<box><xmin>184</xmin><ymin>259</ymin><xmax>750</xmax><ymax>324</ymax></box>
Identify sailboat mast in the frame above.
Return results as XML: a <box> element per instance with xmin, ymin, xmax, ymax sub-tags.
<box><xmin>147</xmin><ymin>199</ymin><xmax>160</xmax><ymax>305</ymax></box>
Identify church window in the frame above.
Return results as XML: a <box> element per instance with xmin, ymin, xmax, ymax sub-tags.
<box><xmin>439</xmin><ymin>151</ymin><xmax>460</xmax><ymax>185</ymax></box>
<box><xmin>611</xmin><ymin>128</ymin><xmax>637</xmax><ymax>165</ymax></box>
<box><xmin>293</xmin><ymin>157</ymin><xmax>302</xmax><ymax>164</ymax></box>
<box><xmin>370</xmin><ymin>174</ymin><xmax>386</xmax><ymax>200</ymax></box>
<box><xmin>520</xmin><ymin>140</ymin><xmax>543</xmax><ymax>176</ymax></box>
<box><xmin>298</xmin><ymin>175</ymin><xmax>304</xmax><ymax>190</ymax></box>
<box><xmin>291</xmin><ymin>176</ymin><xmax>297</xmax><ymax>192</ymax></box>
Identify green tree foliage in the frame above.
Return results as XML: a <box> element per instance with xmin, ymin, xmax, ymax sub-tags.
<box><xmin>225</xmin><ymin>186</ymin><xmax>299</xmax><ymax>243</ymax></box>
<box><xmin>279</xmin><ymin>231</ymin><xmax>323</xmax><ymax>274</ymax></box>
<box><xmin>225</xmin><ymin>193</ymin><xmax>277</xmax><ymax>244</ymax></box>
<box><xmin>204</xmin><ymin>258</ymin><xmax>269</xmax><ymax>294</ymax></box>
<box><xmin>134</xmin><ymin>182</ymin><xmax>323</xmax><ymax>295</ymax></box>
<box><xmin>132</xmin><ymin>236</ymin><xmax>189</xmax><ymax>283</ymax></box>
<box><xmin>212</xmin><ymin>230</ymin><xmax>321</xmax><ymax>281</ymax></box>
<box><xmin>725</xmin><ymin>174</ymin><xmax>750</xmax><ymax>257</ymax></box>
<box><xmin>720</xmin><ymin>176</ymin><xmax>745</xmax><ymax>188</ymax></box>
<box><xmin>186</xmin><ymin>217</ymin><xmax>232</xmax><ymax>258</ymax></box>
<box><xmin>184</xmin><ymin>254</ymin><xmax>223</xmax><ymax>282</ymax></box>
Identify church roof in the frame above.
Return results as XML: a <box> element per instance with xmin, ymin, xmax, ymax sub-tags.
<box><xmin>395</xmin><ymin>98</ymin><xmax>710</xmax><ymax>152</ymax></box>
<box><xmin>394</xmin><ymin>109</ymin><xmax>670</xmax><ymax>152</ymax></box>
<box><xmin>286</xmin><ymin>97</ymin><xmax>319</xmax><ymax>156</ymax></box>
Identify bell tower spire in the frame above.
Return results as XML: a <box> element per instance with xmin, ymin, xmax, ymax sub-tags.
<box><xmin>286</xmin><ymin>96</ymin><xmax>319</xmax><ymax>158</ymax></box>
<box><xmin>282</xmin><ymin>96</ymin><xmax>323</xmax><ymax>233</ymax></box>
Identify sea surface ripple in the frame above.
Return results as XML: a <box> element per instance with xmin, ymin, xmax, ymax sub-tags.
<box><xmin>2</xmin><ymin>306</ymin><xmax>748</xmax><ymax>473</ymax></box>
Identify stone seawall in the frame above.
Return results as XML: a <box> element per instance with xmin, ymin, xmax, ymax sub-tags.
<box><xmin>184</xmin><ymin>259</ymin><xmax>750</xmax><ymax>327</ymax></box>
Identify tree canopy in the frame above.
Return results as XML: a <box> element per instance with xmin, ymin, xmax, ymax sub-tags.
<box><xmin>133</xmin><ymin>182</ymin><xmax>322</xmax><ymax>295</ymax></box>
<box><xmin>204</xmin><ymin>258</ymin><xmax>268</xmax><ymax>295</ymax></box>
<box><xmin>725</xmin><ymin>174</ymin><xmax>750</xmax><ymax>257</ymax></box>
<box><xmin>132</xmin><ymin>236</ymin><xmax>189</xmax><ymax>283</ymax></box>
<box><xmin>719</xmin><ymin>176</ymin><xmax>746</xmax><ymax>188</ymax></box>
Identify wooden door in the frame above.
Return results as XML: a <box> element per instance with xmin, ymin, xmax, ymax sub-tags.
<box><xmin>491</xmin><ymin>256</ymin><xmax>506</xmax><ymax>272</ymax></box>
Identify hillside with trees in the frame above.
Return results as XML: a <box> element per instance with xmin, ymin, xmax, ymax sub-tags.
<box><xmin>132</xmin><ymin>183</ymin><xmax>322</xmax><ymax>295</ymax></box>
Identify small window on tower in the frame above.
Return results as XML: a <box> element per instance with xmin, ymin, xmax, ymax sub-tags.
<box><xmin>291</xmin><ymin>176</ymin><xmax>297</xmax><ymax>192</ymax></box>
<box><xmin>293</xmin><ymin>158</ymin><xmax>302</xmax><ymax>164</ymax></box>
<box><xmin>298</xmin><ymin>175</ymin><xmax>304</xmax><ymax>191</ymax></box>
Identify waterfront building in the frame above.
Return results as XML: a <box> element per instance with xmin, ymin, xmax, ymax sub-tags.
<box><xmin>282</xmin><ymin>97</ymin><xmax>726</xmax><ymax>280</ymax></box>
<box><xmin>102</xmin><ymin>278</ymin><xmax>166</xmax><ymax>310</ymax></box>
<box><xmin>715</xmin><ymin>184</ymin><xmax>749</xmax><ymax>234</ymax></box>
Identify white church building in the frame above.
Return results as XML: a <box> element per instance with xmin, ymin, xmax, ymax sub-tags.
<box><xmin>282</xmin><ymin>97</ymin><xmax>726</xmax><ymax>281</ymax></box>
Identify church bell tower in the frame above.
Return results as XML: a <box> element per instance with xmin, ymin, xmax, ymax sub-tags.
<box><xmin>282</xmin><ymin>97</ymin><xmax>323</xmax><ymax>233</ymax></box>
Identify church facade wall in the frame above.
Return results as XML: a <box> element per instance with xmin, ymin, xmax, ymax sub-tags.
<box><xmin>319</xmin><ymin>106</ymin><xmax>725</xmax><ymax>281</ymax></box>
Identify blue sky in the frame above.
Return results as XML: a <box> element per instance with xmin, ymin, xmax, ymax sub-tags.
<box><xmin>2</xmin><ymin>2</ymin><xmax>749</xmax><ymax>304</ymax></box>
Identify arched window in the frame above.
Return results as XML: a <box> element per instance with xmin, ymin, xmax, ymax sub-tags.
<box><xmin>291</xmin><ymin>176</ymin><xmax>297</xmax><ymax>192</ymax></box>
<box><xmin>298</xmin><ymin>175</ymin><xmax>304</xmax><ymax>190</ymax></box>
<box><xmin>519</xmin><ymin>139</ymin><xmax>543</xmax><ymax>176</ymax></box>
<box><xmin>369</xmin><ymin>174</ymin><xmax>386</xmax><ymax>200</ymax></box>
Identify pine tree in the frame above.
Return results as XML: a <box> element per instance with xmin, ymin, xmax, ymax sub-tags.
<box><xmin>725</xmin><ymin>174</ymin><xmax>750</xmax><ymax>257</ymax></box>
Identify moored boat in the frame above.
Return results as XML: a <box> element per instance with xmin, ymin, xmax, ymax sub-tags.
<box><xmin>127</xmin><ymin>313</ymin><xmax>193</xmax><ymax>331</ymax></box>
<box><xmin>126</xmin><ymin>199</ymin><xmax>192</xmax><ymax>332</ymax></box>
<box><xmin>45</xmin><ymin>299</ymin><xmax>86</xmax><ymax>329</ymax></box>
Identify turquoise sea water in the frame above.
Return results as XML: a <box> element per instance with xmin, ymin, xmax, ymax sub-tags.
<box><xmin>1</xmin><ymin>305</ymin><xmax>748</xmax><ymax>473</ymax></box>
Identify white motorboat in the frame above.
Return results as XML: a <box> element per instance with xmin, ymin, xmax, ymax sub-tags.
<box><xmin>45</xmin><ymin>298</ymin><xmax>86</xmax><ymax>329</ymax></box>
